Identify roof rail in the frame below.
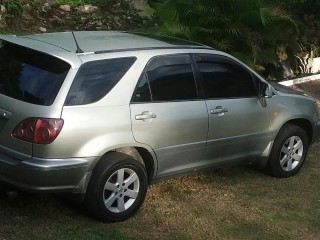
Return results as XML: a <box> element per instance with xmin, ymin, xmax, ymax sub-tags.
<box><xmin>94</xmin><ymin>46</ymin><xmax>213</xmax><ymax>55</ymax></box>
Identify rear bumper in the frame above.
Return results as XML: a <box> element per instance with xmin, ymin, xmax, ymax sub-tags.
<box><xmin>0</xmin><ymin>146</ymin><xmax>98</xmax><ymax>193</ymax></box>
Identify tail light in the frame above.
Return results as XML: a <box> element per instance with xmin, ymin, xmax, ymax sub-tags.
<box><xmin>12</xmin><ymin>118</ymin><xmax>64</xmax><ymax>144</ymax></box>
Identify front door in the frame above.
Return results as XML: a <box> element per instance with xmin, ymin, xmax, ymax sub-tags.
<box><xmin>193</xmin><ymin>54</ymin><xmax>271</xmax><ymax>167</ymax></box>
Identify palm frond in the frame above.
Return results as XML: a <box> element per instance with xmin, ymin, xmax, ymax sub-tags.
<box><xmin>207</xmin><ymin>37</ymin><xmax>235</xmax><ymax>51</ymax></box>
<box><xmin>260</xmin><ymin>5</ymin><xmax>298</xmax><ymax>32</ymax></box>
<box><xmin>156</xmin><ymin>22</ymin><xmax>191</xmax><ymax>40</ymax></box>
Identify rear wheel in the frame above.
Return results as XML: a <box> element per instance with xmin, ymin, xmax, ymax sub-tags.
<box><xmin>267</xmin><ymin>124</ymin><xmax>309</xmax><ymax>177</ymax></box>
<box><xmin>85</xmin><ymin>152</ymin><xmax>148</xmax><ymax>222</ymax></box>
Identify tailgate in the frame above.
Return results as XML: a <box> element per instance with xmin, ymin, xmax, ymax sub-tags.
<box><xmin>0</xmin><ymin>40</ymin><xmax>71</xmax><ymax>157</ymax></box>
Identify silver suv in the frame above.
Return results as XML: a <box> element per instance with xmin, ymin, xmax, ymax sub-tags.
<box><xmin>0</xmin><ymin>31</ymin><xmax>319</xmax><ymax>221</ymax></box>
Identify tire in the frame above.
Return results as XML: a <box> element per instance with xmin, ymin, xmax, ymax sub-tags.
<box><xmin>267</xmin><ymin>124</ymin><xmax>309</xmax><ymax>178</ymax></box>
<box><xmin>85</xmin><ymin>152</ymin><xmax>148</xmax><ymax>222</ymax></box>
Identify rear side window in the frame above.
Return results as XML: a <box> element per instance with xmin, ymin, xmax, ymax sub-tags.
<box><xmin>195</xmin><ymin>54</ymin><xmax>257</xmax><ymax>99</ymax></box>
<box><xmin>132</xmin><ymin>54</ymin><xmax>198</xmax><ymax>102</ymax></box>
<box><xmin>65</xmin><ymin>57</ymin><xmax>136</xmax><ymax>105</ymax></box>
<box><xmin>0</xmin><ymin>41</ymin><xmax>70</xmax><ymax>106</ymax></box>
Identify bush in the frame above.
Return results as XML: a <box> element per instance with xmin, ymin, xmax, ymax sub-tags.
<box><xmin>4</xmin><ymin>0</ymin><xmax>23</xmax><ymax>13</ymax></box>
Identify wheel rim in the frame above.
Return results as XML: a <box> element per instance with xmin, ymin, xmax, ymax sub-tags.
<box><xmin>103</xmin><ymin>168</ymin><xmax>140</xmax><ymax>213</ymax></box>
<box><xmin>279</xmin><ymin>136</ymin><xmax>304</xmax><ymax>171</ymax></box>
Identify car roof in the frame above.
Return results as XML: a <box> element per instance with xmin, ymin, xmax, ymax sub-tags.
<box><xmin>0</xmin><ymin>31</ymin><xmax>212</xmax><ymax>68</ymax></box>
<box><xmin>2</xmin><ymin>31</ymin><xmax>211</xmax><ymax>53</ymax></box>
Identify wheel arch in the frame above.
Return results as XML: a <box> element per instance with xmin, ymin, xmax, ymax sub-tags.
<box><xmin>75</xmin><ymin>144</ymin><xmax>157</xmax><ymax>194</ymax></box>
<box><xmin>256</xmin><ymin>117</ymin><xmax>313</xmax><ymax>169</ymax></box>
<box><xmin>283</xmin><ymin>118</ymin><xmax>313</xmax><ymax>145</ymax></box>
<box><xmin>114</xmin><ymin>146</ymin><xmax>156</xmax><ymax>183</ymax></box>
<box><xmin>266</xmin><ymin>121</ymin><xmax>309</xmax><ymax>177</ymax></box>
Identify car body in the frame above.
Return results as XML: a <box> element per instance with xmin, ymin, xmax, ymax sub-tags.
<box><xmin>0</xmin><ymin>31</ymin><xmax>319</xmax><ymax>221</ymax></box>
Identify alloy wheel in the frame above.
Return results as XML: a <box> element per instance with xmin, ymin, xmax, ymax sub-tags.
<box><xmin>103</xmin><ymin>168</ymin><xmax>140</xmax><ymax>213</ymax></box>
<box><xmin>279</xmin><ymin>136</ymin><xmax>303</xmax><ymax>171</ymax></box>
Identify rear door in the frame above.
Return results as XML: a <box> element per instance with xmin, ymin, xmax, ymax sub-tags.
<box><xmin>0</xmin><ymin>41</ymin><xmax>70</xmax><ymax>156</ymax></box>
<box><xmin>194</xmin><ymin>54</ymin><xmax>271</xmax><ymax>167</ymax></box>
<box><xmin>130</xmin><ymin>54</ymin><xmax>208</xmax><ymax>178</ymax></box>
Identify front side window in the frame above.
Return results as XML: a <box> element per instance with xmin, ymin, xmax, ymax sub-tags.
<box><xmin>65</xmin><ymin>57</ymin><xmax>136</xmax><ymax>105</ymax></box>
<box><xmin>0</xmin><ymin>41</ymin><xmax>70</xmax><ymax>106</ymax></box>
<box><xmin>195</xmin><ymin>54</ymin><xmax>257</xmax><ymax>99</ymax></box>
<box><xmin>132</xmin><ymin>54</ymin><xmax>198</xmax><ymax>103</ymax></box>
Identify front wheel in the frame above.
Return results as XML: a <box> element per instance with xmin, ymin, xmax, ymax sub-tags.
<box><xmin>85</xmin><ymin>152</ymin><xmax>148</xmax><ymax>222</ymax></box>
<box><xmin>267</xmin><ymin>124</ymin><xmax>309</xmax><ymax>178</ymax></box>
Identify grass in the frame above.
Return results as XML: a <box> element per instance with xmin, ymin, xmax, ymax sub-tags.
<box><xmin>0</xmin><ymin>142</ymin><xmax>319</xmax><ymax>240</ymax></box>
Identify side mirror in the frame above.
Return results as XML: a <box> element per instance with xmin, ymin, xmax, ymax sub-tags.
<box><xmin>258</xmin><ymin>81</ymin><xmax>271</xmax><ymax>107</ymax></box>
<box><xmin>259</xmin><ymin>81</ymin><xmax>271</xmax><ymax>98</ymax></box>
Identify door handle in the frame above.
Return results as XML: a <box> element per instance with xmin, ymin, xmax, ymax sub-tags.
<box><xmin>135</xmin><ymin>111</ymin><xmax>157</xmax><ymax>121</ymax></box>
<box><xmin>210</xmin><ymin>106</ymin><xmax>228</xmax><ymax>115</ymax></box>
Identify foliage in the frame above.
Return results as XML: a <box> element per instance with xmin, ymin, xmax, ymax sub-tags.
<box><xmin>55</xmin><ymin>0</ymin><xmax>85</xmax><ymax>6</ymax></box>
<box><xmin>150</xmin><ymin>0</ymin><xmax>302</xmax><ymax>66</ymax></box>
<box><xmin>55</xmin><ymin>0</ymin><xmax>116</xmax><ymax>7</ymax></box>
<box><xmin>87</xmin><ymin>0</ymin><xmax>119</xmax><ymax>7</ymax></box>
<box><xmin>3</xmin><ymin>0</ymin><xmax>23</xmax><ymax>13</ymax></box>
<box><xmin>311</xmin><ymin>43</ymin><xmax>320</xmax><ymax>57</ymax></box>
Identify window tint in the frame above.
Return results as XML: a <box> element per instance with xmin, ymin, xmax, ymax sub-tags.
<box><xmin>195</xmin><ymin>55</ymin><xmax>257</xmax><ymax>99</ymax></box>
<box><xmin>0</xmin><ymin>41</ymin><xmax>70</xmax><ymax>106</ymax></box>
<box><xmin>132</xmin><ymin>55</ymin><xmax>197</xmax><ymax>102</ymax></box>
<box><xmin>66</xmin><ymin>57</ymin><xmax>136</xmax><ymax>105</ymax></box>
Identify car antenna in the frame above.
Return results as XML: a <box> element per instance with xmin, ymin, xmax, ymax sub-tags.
<box><xmin>71</xmin><ymin>31</ymin><xmax>84</xmax><ymax>54</ymax></box>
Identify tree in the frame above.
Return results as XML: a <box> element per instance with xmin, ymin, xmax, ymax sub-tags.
<box><xmin>150</xmin><ymin>0</ymin><xmax>301</xmax><ymax>67</ymax></box>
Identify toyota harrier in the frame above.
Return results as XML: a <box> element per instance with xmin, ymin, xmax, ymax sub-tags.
<box><xmin>0</xmin><ymin>31</ymin><xmax>319</xmax><ymax>221</ymax></box>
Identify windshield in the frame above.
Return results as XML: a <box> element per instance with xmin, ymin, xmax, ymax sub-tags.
<box><xmin>0</xmin><ymin>40</ymin><xmax>70</xmax><ymax>106</ymax></box>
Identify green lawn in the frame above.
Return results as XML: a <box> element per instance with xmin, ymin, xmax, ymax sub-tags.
<box><xmin>1</xmin><ymin>142</ymin><xmax>319</xmax><ymax>240</ymax></box>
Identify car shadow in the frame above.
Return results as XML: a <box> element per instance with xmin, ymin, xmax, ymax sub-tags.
<box><xmin>0</xmin><ymin>183</ymin><xmax>92</xmax><ymax>222</ymax></box>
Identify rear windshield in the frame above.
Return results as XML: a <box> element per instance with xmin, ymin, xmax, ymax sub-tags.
<box><xmin>0</xmin><ymin>41</ymin><xmax>71</xmax><ymax>106</ymax></box>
